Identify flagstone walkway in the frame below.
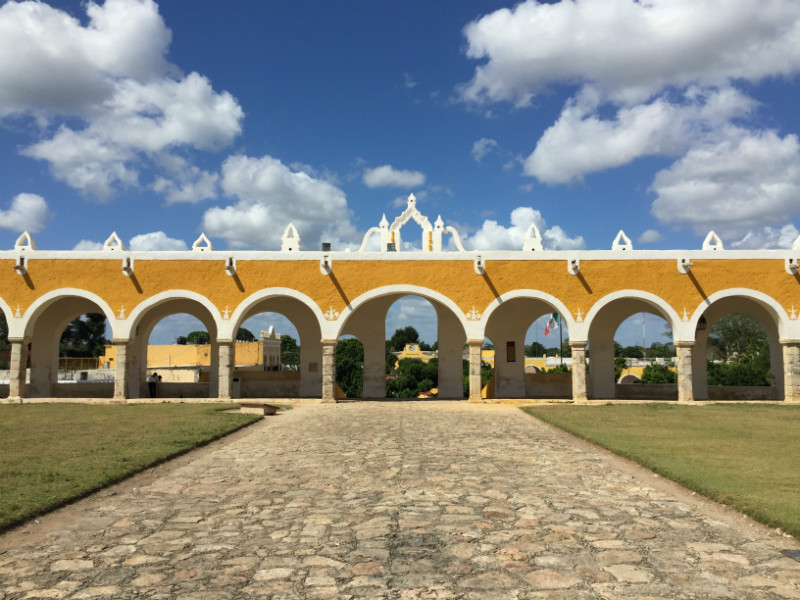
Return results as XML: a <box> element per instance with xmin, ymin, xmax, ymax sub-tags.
<box><xmin>1</xmin><ymin>402</ymin><xmax>799</xmax><ymax>599</ymax></box>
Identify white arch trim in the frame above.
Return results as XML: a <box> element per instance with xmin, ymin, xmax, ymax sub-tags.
<box><xmin>15</xmin><ymin>288</ymin><xmax>117</xmax><ymax>340</ymax></box>
<box><xmin>480</xmin><ymin>290</ymin><xmax>575</xmax><ymax>334</ymax></box>
<box><xmin>583</xmin><ymin>289</ymin><xmax>683</xmax><ymax>342</ymax></box>
<box><xmin>335</xmin><ymin>285</ymin><xmax>470</xmax><ymax>340</ymax></box>
<box><xmin>124</xmin><ymin>290</ymin><xmax>222</xmax><ymax>341</ymax></box>
<box><xmin>0</xmin><ymin>297</ymin><xmax>15</xmax><ymax>338</ymax></box>
<box><xmin>221</xmin><ymin>287</ymin><xmax>326</xmax><ymax>339</ymax></box>
<box><xmin>691</xmin><ymin>288</ymin><xmax>791</xmax><ymax>340</ymax></box>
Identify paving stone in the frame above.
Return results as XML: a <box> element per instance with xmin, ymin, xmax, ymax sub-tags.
<box><xmin>0</xmin><ymin>402</ymin><xmax>797</xmax><ymax>599</ymax></box>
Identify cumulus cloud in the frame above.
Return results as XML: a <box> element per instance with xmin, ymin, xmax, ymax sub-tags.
<box><xmin>638</xmin><ymin>229</ymin><xmax>663</xmax><ymax>244</ymax></box>
<box><xmin>0</xmin><ymin>0</ymin><xmax>242</xmax><ymax>202</ymax></box>
<box><xmin>651</xmin><ymin>130</ymin><xmax>800</xmax><ymax>242</ymax></box>
<box><xmin>202</xmin><ymin>155</ymin><xmax>360</xmax><ymax>250</ymax></box>
<box><xmin>129</xmin><ymin>231</ymin><xmax>188</xmax><ymax>251</ymax></box>
<box><xmin>525</xmin><ymin>86</ymin><xmax>755</xmax><ymax>184</ymax></box>
<box><xmin>471</xmin><ymin>138</ymin><xmax>499</xmax><ymax>162</ymax></box>
<box><xmin>465</xmin><ymin>206</ymin><xmax>584</xmax><ymax>250</ymax></box>
<box><xmin>72</xmin><ymin>240</ymin><xmax>104</xmax><ymax>251</ymax></box>
<box><xmin>459</xmin><ymin>0</ymin><xmax>800</xmax><ymax>107</ymax></box>
<box><xmin>458</xmin><ymin>0</ymin><xmax>800</xmax><ymax>241</ymax></box>
<box><xmin>363</xmin><ymin>165</ymin><xmax>426</xmax><ymax>188</ymax></box>
<box><xmin>730</xmin><ymin>225</ymin><xmax>799</xmax><ymax>250</ymax></box>
<box><xmin>0</xmin><ymin>193</ymin><xmax>52</xmax><ymax>232</ymax></box>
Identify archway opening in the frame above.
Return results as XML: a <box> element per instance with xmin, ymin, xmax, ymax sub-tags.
<box><xmin>336</xmin><ymin>336</ymin><xmax>364</xmax><ymax>399</ymax></box>
<box><xmin>232</xmin><ymin>298</ymin><xmax>321</xmax><ymax>399</ymax></box>
<box><xmin>695</xmin><ymin>303</ymin><xmax>779</xmax><ymax>401</ymax></box>
<box><xmin>613</xmin><ymin>313</ymin><xmax>676</xmax><ymax>399</ymax></box>
<box><xmin>482</xmin><ymin>299</ymin><xmax>570</xmax><ymax>399</ymax></box>
<box><xmin>26</xmin><ymin>298</ymin><xmax>114</xmax><ymax>398</ymax></box>
<box><xmin>143</xmin><ymin>312</ymin><xmax>216</xmax><ymax>399</ymax></box>
<box><xmin>586</xmin><ymin>298</ymin><xmax>674</xmax><ymax>400</ymax></box>
<box><xmin>339</xmin><ymin>292</ymin><xmax>466</xmax><ymax>400</ymax></box>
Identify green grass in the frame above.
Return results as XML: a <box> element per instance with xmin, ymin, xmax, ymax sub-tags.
<box><xmin>0</xmin><ymin>403</ymin><xmax>261</xmax><ymax>532</ymax></box>
<box><xmin>523</xmin><ymin>404</ymin><xmax>800</xmax><ymax>538</ymax></box>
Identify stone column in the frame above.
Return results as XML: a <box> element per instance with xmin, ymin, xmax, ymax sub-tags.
<box><xmin>217</xmin><ymin>341</ymin><xmax>234</xmax><ymax>401</ymax></box>
<box><xmin>675</xmin><ymin>341</ymin><xmax>695</xmax><ymax>403</ymax></box>
<box><xmin>7</xmin><ymin>340</ymin><xmax>27</xmax><ymax>401</ymax></box>
<box><xmin>113</xmin><ymin>340</ymin><xmax>131</xmax><ymax>401</ymax></box>
<box><xmin>321</xmin><ymin>339</ymin><xmax>338</xmax><ymax>403</ymax></box>
<box><xmin>468</xmin><ymin>339</ymin><xmax>484</xmax><ymax>403</ymax></box>
<box><xmin>570</xmin><ymin>340</ymin><xmax>588</xmax><ymax>404</ymax></box>
<box><xmin>782</xmin><ymin>341</ymin><xmax>800</xmax><ymax>404</ymax></box>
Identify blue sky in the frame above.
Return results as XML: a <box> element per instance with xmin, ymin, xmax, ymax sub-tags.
<box><xmin>2</xmin><ymin>0</ymin><xmax>800</xmax><ymax>347</ymax></box>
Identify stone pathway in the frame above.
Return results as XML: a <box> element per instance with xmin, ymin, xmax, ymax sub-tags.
<box><xmin>1</xmin><ymin>402</ymin><xmax>799</xmax><ymax>599</ymax></box>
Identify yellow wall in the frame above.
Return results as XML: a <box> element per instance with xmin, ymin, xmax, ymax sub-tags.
<box><xmin>101</xmin><ymin>341</ymin><xmax>266</xmax><ymax>369</ymax></box>
<box><xmin>3</xmin><ymin>256</ymin><xmax>797</xmax><ymax>328</ymax></box>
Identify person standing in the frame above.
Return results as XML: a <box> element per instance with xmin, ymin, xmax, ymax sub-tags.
<box><xmin>147</xmin><ymin>372</ymin><xmax>158</xmax><ymax>398</ymax></box>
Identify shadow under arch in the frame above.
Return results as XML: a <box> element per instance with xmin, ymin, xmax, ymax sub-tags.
<box><xmin>337</xmin><ymin>285</ymin><xmax>469</xmax><ymax>399</ymax></box>
<box><xmin>691</xmin><ymin>289</ymin><xmax>786</xmax><ymax>401</ymax></box>
<box><xmin>19</xmin><ymin>288</ymin><xmax>117</xmax><ymax>398</ymax></box>
<box><xmin>227</xmin><ymin>289</ymin><xmax>326</xmax><ymax>399</ymax></box>
<box><xmin>125</xmin><ymin>291</ymin><xmax>221</xmax><ymax>400</ymax></box>
<box><xmin>585</xmin><ymin>290</ymin><xmax>680</xmax><ymax>401</ymax></box>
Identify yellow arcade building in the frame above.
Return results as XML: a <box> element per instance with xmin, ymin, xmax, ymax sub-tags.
<box><xmin>2</xmin><ymin>195</ymin><xmax>800</xmax><ymax>404</ymax></box>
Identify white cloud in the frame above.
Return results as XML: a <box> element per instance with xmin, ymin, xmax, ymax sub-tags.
<box><xmin>363</xmin><ymin>165</ymin><xmax>426</xmax><ymax>188</ymax></box>
<box><xmin>525</xmin><ymin>86</ymin><xmax>755</xmax><ymax>184</ymax></box>
<box><xmin>650</xmin><ymin>130</ymin><xmax>800</xmax><ymax>241</ymax></box>
<box><xmin>202</xmin><ymin>155</ymin><xmax>360</xmax><ymax>250</ymax></box>
<box><xmin>129</xmin><ymin>231</ymin><xmax>188</xmax><ymax>251</ymax></box>
<box><xmin>0</xmin><ymin>193</ymin><xmax>52</xmax><ymax>232</ymax></box>
<box><xmin>638</xmin><ymin>229</ymin><xmax>663</xmax><ymax>244</ymax></box>
<box><xmin>471</xmin><ymin>138</ymin><xmax>499</xmax><ymax>162</ymax></box>
<box><xmin>465</xmin><ymin>206</ymin><xmax>584</xmax><ymax>250</ymax></box>
<box><xmin>730</xmin><ymin>225</ymin><xmax>799</xmax><ymax>250</ymax></box>
<box><xmin>1</xmin><ymin>0</ymin><xmax>242</xmax><ymax>202</ymax></box>
<box><xmin>72</xmin><ymin>240</ymin><xmax>104</xmax><ymax>251</ymax></box>
<box><xmin>385</xmin><ymin>296</ymin><xmax>438</xmax><ymax>346</ymax></box>
<box><xmin>151</xmin><ymin>155</ymin><xmax>218</xmax><ymax>204</ymax></box>
<box><xmin>459</xmin><ymin>0</ymin><xmax>800</xmax><ymax>107</ymax></box>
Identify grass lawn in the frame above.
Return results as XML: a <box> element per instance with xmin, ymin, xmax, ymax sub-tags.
<box><xmin>523</xmin><ymin>403</ymin><xmax>800</xmax><ymax>538</ymax></box>
<box><xmin>0</xmin><ymin>403</ymin><xmax>261</xmax><ymax>532</ymax></box>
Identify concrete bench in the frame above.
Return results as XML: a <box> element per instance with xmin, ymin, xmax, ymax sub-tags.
<box><xmin>239</xmin><ymin>402</ymin><xmax>279</xmax><ymax>416</ymax></box>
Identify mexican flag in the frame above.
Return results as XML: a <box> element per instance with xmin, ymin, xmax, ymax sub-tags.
<box><xmin>544</xmin><ymin>313</ymin><xmax>560</xmax><ymax>336</ymax></box>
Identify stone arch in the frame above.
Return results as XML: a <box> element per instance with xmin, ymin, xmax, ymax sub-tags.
<box><xmin>585</xmin><ymin>290</ymin><xmax>679</xmax><ymax>400</ymax></box>
<box><xmin>226</xmin><ymin>288</ymin><xmax>326</xmax><ymax>398</ymax></box>
<box><xmin>338</xmin><ymin>285</ymin><xmax>469</xmax><ymax>399</ymax></box>
<box><xmin>690</xmin><ymin>289</ymin><xmax>786</xmax><ymax>400</ymax></box>
<box><xmin>482</xmin><ymin>291</ymin><xmax>574</xmax><ymax>399</ymax></box>
<box><xmin>19</xmin><ymin>289</ymin><xmax>117</xmax><ymax>398</ymax></box>
<box><xmin>125</xmin><ymin>291</ymin><xmax>221</xmax><ymax>399</ymax></box>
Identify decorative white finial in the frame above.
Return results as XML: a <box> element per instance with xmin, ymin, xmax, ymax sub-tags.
<box><xmin>192</xmin><ymin>233</ymin><xmax>214</xmax><ymax>252</ymax></box>
<box><xmin>14</xmin><ymin>231</ymin><xmax>36</xmax><ymax>252</ymax></box>
<box><xmin>611</xmin><ymin>230</ymin><xmax>632</xmax><ymax>251</ymax></box>
<box><xmin>281</xmin><ymin>223</ymin><xmax>301</xmax><ymax>251</ymax></box>
<box><xmin>523</xmin><ymin>223</ymin><xmax>543</xmax><ymax>251</ymax></box>
<box><xmin>702</xmin><ymin>231</ymin><xmax>724</xmax><ymax>250</ymax></box>
<box><xmin>103</xmin><ymin>232</ymin><xmax>126</xmax><ymax>252</ymax></box>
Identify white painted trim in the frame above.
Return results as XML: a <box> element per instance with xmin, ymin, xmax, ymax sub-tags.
<box><xmin>336</xmin><ymin>285</ymin><xmax>470</xmax><ymax>340</ymax></box>
<box><xmin>581</xmin><ymin>290</ymin><xmax>683</xmax><ymax>342</ymax></box>
<box><xmin>2</xmin><ymin>248</ymin><xmax>797</xmax><ymax>261</ymax></box>
<box><xmin>691</xmin><ymin>288</ymin><xmax>792</xmax><ymax>340</ymax></box>
<box><xmin>124</xmin><ymin>290</ymin><xmax>222</xmax><ymax>340</ymax></box>
<box><xmin>220</xmin><ymin>288</ymin><xmax>326</xmax><ymax>339</ymax></box>
<box><xmin>15</xmin><ymin>288</ymin><xmax>118</xmax><ymax>339</ymax></box>
<box><xmin>480</xmin><ymin>290</ymin><xmax>574</xmax><ymax>334</ymax></box>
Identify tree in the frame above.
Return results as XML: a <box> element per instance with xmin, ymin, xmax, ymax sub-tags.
<box><xmin>236</xmin><ymin>327</ymin><xmax>256</xmax><ymax>342</ymax></box>
<box><xmin>647</xmin><ymin>341</ymin><xmax>675</xmax><ymax>358</ymax></box>
<box><xmin>60</xmin><ymin>313</ymin><xmax>109</xmax><ymax>357</ymax></box>
<box><xmin>280</xmin><ymin>335</ymin><xmax>300</xmax><ymax>371</ymax></box>
<box><xmin>388</xmin><ymin>326</ymin><xmax>420</xmax><ymax>351</ymax></box>
<box><xmin>0</xmin><ymin>312</ymin><xmax>9</xmax><ymax>369</ymax></box>
<box><xmin>639</xmin><ymin>364</ymin><xmax>676</xmax><ymax>384</ymax></box>
<box><xmin>525</xmin><ymin>341</ymin><xmax>546</xmax><ymax>357</ymax></box>
<box><xmin>336</xmin><ymin>338</ymin><xmax>364</xmax><ymax>397</ymax></box>
<box><xmin>187</xmin><ymin>330</ymin><xmax>210</xmax><ymax>345</ymax></box>
<box><xmin>618</xmin><ymin>345</ymin><xmax>644</xmax><ymax>359</ymax></box>
<box><xmin>708</xmin><ymin>313</ymin><xmax>768</xmax><ymax>361</ymax></box>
